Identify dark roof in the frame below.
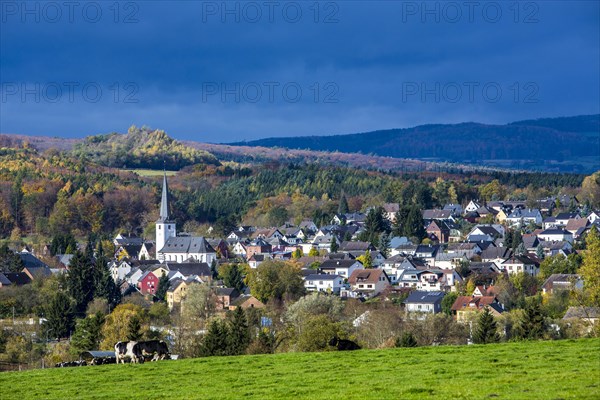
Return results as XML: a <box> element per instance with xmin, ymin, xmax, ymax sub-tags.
<box><xmin>216</xmin><ymin>287</ymin><xmax>240</xmax><ymax>297</ymax></box>
<box><xmin>4</xmin><ymin>272</ymin><xmax>32</xmax><ymax>285</ymax></box>
<box><xmin>481</xmin><ymin>247</ymin><xmax>512</xmax><ymax>260</ymax></box>
<box><xmin>339</xmin><ymin>241</ymin><xmax>373</xmax><ymax>252</ymax></box>
<box><xmin>159</xmin><ymin>236</ymin><xmax>216</xmax><ymax>254</ymax></box>
<box><xmin>404</xmin><ymin>291</ymin><xmax>445</xmax><ymax>304</ymax></box>
<box><xmin>0</xmin><ymin>273</ymin><xmax>12</xmax><ymax>286</ymax></box>
<box><xmin>165</xmin><ymin>262</ymin><xmax>211</xmax><ymax>277</ymax></box>
<box><xmin>18</xmin><ymin>252</ymin><xmax>49</xmax><ymax>270</ymax></box>
<box><xmin>319</xmin><ymin>259</ymin><xmax>360</xmax><ymax>270</ymax></box>
<box><xmin>305</xmin><ymin>274</ymin><xmax>341</xmax><ymax>281</ymax></box>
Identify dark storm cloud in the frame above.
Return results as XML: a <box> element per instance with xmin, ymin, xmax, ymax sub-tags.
<box><xmin>0</xmin><ymin>1</ymin><xmax>598</xmax><ymax>141</ymax></box>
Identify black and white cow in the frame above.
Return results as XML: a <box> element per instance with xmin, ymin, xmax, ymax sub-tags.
<box><xmin>136</xmin><ymin>340</ymin><xmax>170</xmax><ymax>362</ymax></box>
<box><xmin>114</xmin><ymin>341</ymin><xmax>142</xmax><ymax>364</ymax></box>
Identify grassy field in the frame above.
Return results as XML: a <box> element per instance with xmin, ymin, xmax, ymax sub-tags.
<box><xmin>122</xmin><ymin>169</ymin><xmax>178</xmax><ymax>177</ymax></box>
<box><xmin>2</xmin><ymin>339</ymin><xmax>598</xmax><ymax>400</ymax></box>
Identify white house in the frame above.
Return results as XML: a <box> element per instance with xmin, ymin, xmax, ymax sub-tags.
<box><xmin>506</xmin><ymin>209</ymin><xmax>543</xmax><ymax>227</ymax></box>
<box><xmin>537</xmin><ymin>228</ymin><xmax>574</xmax><ymax>244</ymax></box>
<box><xmin>403</xmin><ymin>291</ymin><xmax>445</xmax><ymax>317</ymax></box>
<box><xmin>347</xmin><ymin>268</ymin><xmax>391</xmax><ymax>298</ymax></box>
<box><xmin>465</xmin><ymin>200</ymin><xmax>481</xmax><ymax>213</ymax></box>
<box><xmin>501</xmin><ymin>256</ymin><xmax>539</xmax><ymax>276</ymax></box>
<box><xmin>319</xmin><ymin>259</ymin><xmax>364</xmax><ymax>279</ymax></box>
<box><xmin>304</xmin><ymin>274</ymin><xmax>344</xmax><ymax>294</ymax></box>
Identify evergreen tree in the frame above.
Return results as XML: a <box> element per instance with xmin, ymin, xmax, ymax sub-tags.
<box><xmin>473</xmin><ymin>307</ymin><xmax>500</xmax><ymax>344</ymax></box>
<box><xmin>67</xmin><ymin>250</ymin><xmax>95</xmax><ymax>315</ymax></box>
<box><xmin>515</xmin><ymin>242</ymin><xmax>526</xmax><ymax>256</ymax></box>
<box><xmin>516</xmin><ymin>298</ymin><xmax>546</xmax><ymax>339</ymax></box>
<box><xmin>512</xmin><ymin>230</ymin><xmax>523</xmax><ymax>254</ymax></box>
<box><xmin>93</xmin><ymin>243</ymin><xmax>121</xmax><ymax>309</ymax></box>
<box><xmin>200</xmin><ymin>319</ymin><xmax>230</xmax><ymax>357</ymax></box>
<box><xmin>228</xmin><ymin>307</ymin><xmax>250</xmax><ymax>355</ymax></box>
<box><xmin>70</xmin><ymin>313</ymin><xmax>105</xmax><ymax>353</ymax></box>
<box><xmin>330</xmin><ymin>236</ymin><xmax>339</xmax><ymax>253</ymax></box>
<box><xmin>337</xmin><ymin>193</ymin><xmax>349</xmax><ymax>215</ymax></box>
<box><xmin>363</xmin><ymin>206</ymin><xmax>389</xmax><ymax>246</ymax></box>
<box><xmin>403</xmin><ymin>206</ymin><xmax>425</xmax><ymax>240</ymax></box>
<box><xmin>44</xmin><ymin>292</ymin><xmax>75</xmax><ymax>340</ymax></box>
<box><xmin>0</xmin><ymin>243</ymin><xmax>25</xmax><ymax>273</ymax></box>
<box><xmin>379</xmin><ymin>232</ymin><xmax>391</xmax><ymax>258</ymax></box>
<box><xmin>127</xmin><ymin>315</ymin><xmax>143</xmax><ymax>341</ymax></box>
<box><xmin>535</xmin><ymin>244</ymin><xmax>545</xmax><ymax>259</ymax></box>
<box><xmin>395</xmin><ymin>332</ymin><xmax>417</xmax><ymax>347</ymax></box>
<box><xmin>220</xmin><ymin>264</ymin><xmax>245</xmax><ymax>292</ymax></box>
<box><xmin>155</xmin><ymin>272</ymin><xmax>170</xmax><ymax>302</ymax></box>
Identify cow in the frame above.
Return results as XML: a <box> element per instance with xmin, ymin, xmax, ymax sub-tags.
<box><xmin>135</xmin><ymin>340</ymin><xmax>170</xmax><ymax>362</ymax></box>
<box><xmin>115</xmin><ymin>341</ymin><xmax>142</xmax><ymax>364</ymax></box>
<box><xmin>329</xmin><ymin>336</ymin><xmax>361</xmax><ymax>351</ymax></box>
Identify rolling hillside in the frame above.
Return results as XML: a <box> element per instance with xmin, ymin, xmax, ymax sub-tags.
<box><xmin>230</xmin><ymin>115</ymin><xmax>600</xmax><ymax>173</ymax></box>
<box><xmin>1</xmin><ymin>339</ymin><xmax>598</xmax><ymax>400</ymax></box>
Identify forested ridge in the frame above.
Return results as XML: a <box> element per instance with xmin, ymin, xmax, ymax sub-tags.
<box><xmin>0</xmin><ymin>127</ymin><xmax>596</xmax><ymax>242</ymax></box>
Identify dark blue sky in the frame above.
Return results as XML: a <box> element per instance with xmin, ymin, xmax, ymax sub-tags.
<box><xmin>1</xmin><ymin>1</ymin><xmax>599</xmax><ymax>142</ymax></box>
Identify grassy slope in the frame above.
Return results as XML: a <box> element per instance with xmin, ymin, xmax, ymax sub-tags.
<box><xmin>2</xmin><ymin>339</ymin><xmax>599</xmax><ymax>400</ymax></box>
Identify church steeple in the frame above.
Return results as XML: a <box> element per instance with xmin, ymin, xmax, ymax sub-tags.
<box><xmin>156</xmin><ymin>170</ymin><xmax>176</xmax><ymax>260</ymax></box>
<box><xmin>159</xmin><ymin>171</ymin><xmax>170</xmax><ymax>222</ymax></box>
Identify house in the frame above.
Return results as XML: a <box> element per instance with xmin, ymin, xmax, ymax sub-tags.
<box><xmin>166</xmin><ymin>279</ymin><xmax>190</xmax><ymax>310</ymax></box>
<box><xmin>0</xmin><ymin>273</ymin><xmax>13</xmax><ymax>288</ymax></box>
<box><xmin>347</xmin><ymin>269</ymin><xmax>391</xmax><ymax>298</ymax></box>
<box><xmin>403</xmin><ymin>291</ymin><xmax>445</xmax><ymax>316</ymax></box>
<box><xmin>3</xmin><ymin>272</ymin><xmax>32</xmax><ymax>286</ymax></box>
<box><xmin>480</xmin><ymin>247</ymin><xmax>513</xmax><ymax>264</ymax></box>
<box><xmin>304</xmin><ymin>274</ymin><xmax>344</xmax><ymax>294</ymax></box>
<box><xmin>138</xmin><ymin>242</ymin><xmax>155</xmax><ymax>260</ymax></box>
<box><xmin>467</xmin><ymin>225</ymin><xmax>503</xmax><ymax>242</ymax></box>
<box><xmin>469</xmin><ymin>262</ymin><xmax>501</xmax><ymax>275</ymax></box>
<box><xmin>432</xmin><ymin>253</ymin><xmax>468</xmax><ymax>270</ymax></box>
<box><xmin>422</xmin><ymin>209</ymin><xmax>453</xmax><ymax>221</ymax></box>
<box><xmin>227</xmin><ymin>230</ymin><xmax>251</xmax><ymax>242</ymax></box>
<box><xmin>139</xmin><ymin>270</ymin><xmax>161</xmax><ymax>295</ymax></box>
<box><xmin>339</xmin><ymin>241</ymin><xmax>375</xmax><ymax>253</ymax></box>
<box><xmin>562</xmin><ymin>307</ymin><xmax>600</xmax><ymax>326</ymax></box>
<box><xmin>248</xmin><ymin>254</ymin><xmax>271</xmax><ymax>269</ymax></box>
<box><xmin>506</xmin><ymin>209</ymin><xmax>543</xmax><ymax>227</ymax></box>
<box><xmin>587</xmin><ymin>211</ymin><xmax>600</xmax><ymax>224</ymax></box>
<box><xmin>22</xmin><ymin>264</ymin><xmax>52</xmax><ymax>281</ymax></box>
<box><xmin>396</xmin><ymin>269</ymin><xmax>421</xmax><ymax>288</ymax></box>
<box><xmin>451</xmin><ymin>295</ymin><xmax>503</xmax><ymax>322</ymax></box>
<box><xmin>465</xmin><ymin>201</ymin><xmax>481</xmax><ymax>213</ymax></box>
<box><xmin>426</xmin><ymin>220</ymin><xmax>450</xmax><ymax>243</ymax></box>
<box><xmin>446</xmin><ymin>243</ymin><xmax>482</xmax><ymax>259</ymax></box>
<box><xmin>542</xmin><ymin>274</ymin><xmax>583</xmax><ymax>294</ymax></box>
<box><xmin>299</xmin><ymin>220</ymin><xmax>318</xmax><ymax>233</ymax></box>
<box><xmin>312</xmin><ymin>234</ymin><xmax>339</xmax><ymax>252</ymax></box>
<box><xmin>382</xmin><ymin>203</ymin><xmax>400</xmax><ymax>221</ymax></box>
<box><xmin>207</xmin><ymin>239</ymin><xmax>230</xmax><ymax>259</ymax></box>
<box><xmin>417</xmin><ymin>269</ymin><xmax>463</xmax><ymax>292</ymax></box>
<box><xmin>216</xmin><ymin>288</ymin><xmax>241</xmax><ymax>310</ymax></box>
<box><xmin>114</xmin><ymin>233</ymin><xmax>144</xmax><ymax>247</ymax></box>
<box><xmin>565</xmin><ymin>218</ymin><xmax>589</xmax><ymax>239</ymax></box>
<box><xmin>232</xmin><ymin>241</ymin><xmax>247</xmax><ymax>257</ymax></box>
<box><xmin>542</xmin><ymin>217</ymin><xmax>558</xmax><ymax>230</ymax></box>
<box><xmin>319</xmin><ymin>259</ymin><xmax>363</xmax><ymax>278</ymax></box>
<box><xmin>165</xmin><ymin>262</ymin><xmax>212</xmax><ymax>281</ymax></box>
<box><xmin>246</xmin><ymin>238</ymin><xmax>272</xmax><ymax>258</ymax></box>
<box><xmin>537</xmin><ymin>228</ymin><xmax>573</xmax><ymax>244</ymax></box>
<box><xmin>501</xmin><ymin>255</ymin><xmax>539</xmax><ymax>276</ymax></box>
<box><xmin>539</xmin><ymin>241</ymin><xmax>573</xmax><ymax>258</ymax></box>
<box><xmin>555</xmin><ymin>212</ymin><xmax>580</xmax><ymax>227</ymax></box>
<box><xmin>443</xmin><ymin>203</ymin><xmax>463</xmax><ymax>216</ymax></box>
<box><xmin>414</xmin><ymin>244</ymin><xmax>440</xmax><ymax>265</ymax></box>
<box><xmin>229</xmin><ymin>294</ymin><xmax>265</xmax><ymax>310</ymax></box>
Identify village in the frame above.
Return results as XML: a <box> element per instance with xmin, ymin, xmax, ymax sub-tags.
<box><xmin>1</xmin><ymin>170</ymin><xmax>598</xmax><ymax>369</ymax></box>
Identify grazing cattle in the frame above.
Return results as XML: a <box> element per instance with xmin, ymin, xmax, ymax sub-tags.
<box><xmin>329</xmin><ymin>336</ymin><xmax>361</xmax><ymax>351</ymax></box>
<box><xmin>115</xmin><ymin>341</ymin><xmax>142</xmax><ymax>364</ymax></box>
<box><xmin>136</xmin><ymin>340</ymin><xmax>170</xmax><ymax>362</ymax></box>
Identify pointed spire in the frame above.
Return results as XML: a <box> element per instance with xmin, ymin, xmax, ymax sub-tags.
<box><xmin>159</xmin><ymin>170</ymin><xmax>169</xmax><ymax>222</ymax></box>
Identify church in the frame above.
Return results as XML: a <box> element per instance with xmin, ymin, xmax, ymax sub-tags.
<box><xmin>156</xmin><ymin>173</ymin><xmax>217</xmax><ymax>264</ymax></box>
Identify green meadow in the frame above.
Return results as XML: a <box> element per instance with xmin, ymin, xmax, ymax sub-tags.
<box><xmin>2</xmin><ymin>339</ymin><xmax>598</xmax><ymax>400</ymax></box>
<box><xmin>123</xmin><ymin>169</ymin><xmax>178</xmax><ymax>177</ymax></box>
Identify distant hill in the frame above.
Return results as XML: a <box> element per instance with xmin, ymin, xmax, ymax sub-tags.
<box><xmin>230</xmin><ymin>115</ymin><xmax>600</xmax><ymax>173</ymax></box>
<box><xmin>72</xmin><ymin>126</ymin><xmax>219</xmax><ymax>170</ymax></box>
